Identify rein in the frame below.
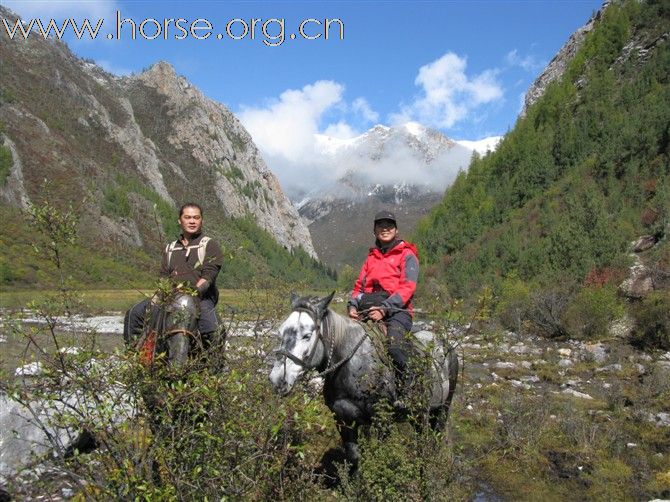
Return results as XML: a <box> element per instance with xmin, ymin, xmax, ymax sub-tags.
<box><xmin>275</xmin><ymin>307</ymin><xmax>368</xmax><ymax>378</ymax></box>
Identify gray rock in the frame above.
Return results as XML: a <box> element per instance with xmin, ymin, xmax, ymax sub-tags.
<box><xmin>14</xmin><ymin>362</ymin><xmax>43</xmax><ymax>377</ymax></box>
<box><xmin>510</xmin><ymin>344</ymin><xmax>530</xmax><ymax>354</ymax></box>
<box><xmin>619</xmin><ymin>255</ymin><xmax>654</xmax><ymax>299</ymax></box>
<box><xmin>462</xmin><ymin>343</ymin><xmax>481</xmax><ymax>350</ymax></box>
<box><xmin>647</xmin><ymin>412</ymin><xmax>670</xmax><ymax>427</ymax></box>
<box><xmin>561</xmin><ymin>389</ymin><xmax>593</xmax><ymax>400</ymax></box>
<box><xmin>494</xmin><ymin>362</ymin><xmax>517</xmax><ymax>369</ymax></box>
<box><xmin>510</xmin><ymin>380</ymin><xmax>531</xmax><ymax>390</ymax></box>
<box><xmin>558</xmin><ymin>359</ymin><xmax>573</xmax><ymax>367</ymax></box>
<box><xmin>0</xmin><ymin>358</ymin><xmax>136</xmax><ymax>480</ymax></box>
<box><xmin>632</xmin><ymin>235</ymin><xmax>657</xmax><ymax>252</ymax></box>
<box><xmin>597</xmin><ymin>363</ymin><xmax>623</xmax><ymax>373</ymax></box>
<box><xmin>580</xmin><ymin>342</ymin><xmax>608</xmax><ymax>363</ymax></box>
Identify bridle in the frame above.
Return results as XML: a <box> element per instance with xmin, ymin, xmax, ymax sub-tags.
<box><xmin>274</xmin><ymin>307</ymin><xmax>326</xmax><ymax>370</ymax></box>
<box><xmin>275</xmin><ymin>306</ymin><xmax>368</xmax><ymax>378</ymax></box>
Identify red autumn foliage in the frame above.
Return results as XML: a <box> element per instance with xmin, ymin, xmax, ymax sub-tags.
<box><xmin>584</xmin><ymin>266</ymin><xmax>626</xmax><ymax>288</ymax></box>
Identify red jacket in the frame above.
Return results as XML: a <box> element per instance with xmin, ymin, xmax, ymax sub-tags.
<box><xmin>349</xmin><ymin>240</ymin><xmax>420</xmax><ymax>316</ymax></box>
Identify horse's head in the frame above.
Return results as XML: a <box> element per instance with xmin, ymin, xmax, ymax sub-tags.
<box><xmin>269</xmin><ymin>291</ymin><xmax>335</xmax><ymax>395</ymax></box>
<box><xmin>165</xmin><ymin>293</ymin><xmax>199</xmax><ymax>334</ymax></box>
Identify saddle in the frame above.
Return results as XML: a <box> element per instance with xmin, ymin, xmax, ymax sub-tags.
<box><xmin>357</xmin><ymin>291</ymin><xmax>390</xmax><ymax>318</ymax></box>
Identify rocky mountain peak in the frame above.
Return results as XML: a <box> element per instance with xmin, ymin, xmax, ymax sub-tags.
<box><xmin>0</xmin><ymin>26</ymin><xmax>316</xmax><ymax>258</ymax></box>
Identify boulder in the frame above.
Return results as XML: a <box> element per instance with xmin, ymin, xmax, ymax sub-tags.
<box><xmin>580</xmin><ymin>342</ymin><xmax>608</xmax><ymax>363</ymax></box>
<box><xmin>0</xmin><ymin>358</ymin><xmax>136</xmax><ymax>481</ymax></box>
<box><xmin>619</xmin><ymin>255</ymin><xmax>654</xmax><ymax>299</ymax></box>
<box><xmin>632</xmin><ymin>235</ymin><xmax>657</xmax><ymax>252</ymax></box>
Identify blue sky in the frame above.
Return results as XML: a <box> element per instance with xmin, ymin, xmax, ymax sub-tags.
<box><xmin>3</xmin><ymin>1</ymin><xmax>603</xmax><ymax>195</ymax></box>
<box><xmin>4</xmin><ymin>1</ymin><xmax>603</xmax><ymax>141</ymax></box>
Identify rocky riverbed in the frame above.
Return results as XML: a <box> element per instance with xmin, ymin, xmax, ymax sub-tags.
<box><xmin>1</xmin><ymin>313</ymin><xmax>669</xmax><ymax>499</ymax></box>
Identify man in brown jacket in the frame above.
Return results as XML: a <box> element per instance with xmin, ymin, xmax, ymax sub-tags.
<box><xmin>123</xmin><ymin>202</ymin><xmax>223</xmax><ymax>348</ymax></box>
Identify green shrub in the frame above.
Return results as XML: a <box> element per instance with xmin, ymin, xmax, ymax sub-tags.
<box><xmin>562</xmin><ymin>285</ymin><xmax>625</xmax><ymax>339</ymax></box>
<box><xmin>102</xmin><ymin>185</ymin><xmax>131</xmax><ymax>218</ymax></box>
<box><xmin>0</xmin><ymin>143</ymin><xmax>12</xmax><ymax>186</ymax></box>
<box><xmin>630</xmin><ymin>290</ymin><xmax>670</xmax><ymax>349</ymax></box>
<box><xmin>495</xmin><ymin>275</ymin><xmax>532</xmax><ymax>333</ymax></box>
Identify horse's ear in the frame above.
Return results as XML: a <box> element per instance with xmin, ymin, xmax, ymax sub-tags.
<box><xmin>314</xmin><ymin>291</ymin><xmax>336</xmax><ymax>317</ymax></box>
<box><xmin>290</xmin><ymin>292</ymin><xmax>300</xmax><ymax>308</ymax></box>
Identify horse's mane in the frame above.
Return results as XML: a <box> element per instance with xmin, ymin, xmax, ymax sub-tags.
<box><xmin>291</xmin><ymin>295</ymin><xmax>366</xmax><ymax>351</ymax></box>
<box><xmin>324</xmin><ymin>308</ymin><xmax>366</xmax><ymax>350</ymax></box>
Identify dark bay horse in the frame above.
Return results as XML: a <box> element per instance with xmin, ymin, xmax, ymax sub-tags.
<box><xmin>269</xmin><ymin>293</ymin><xmax>459</xmax><ymax>464</ymax></box>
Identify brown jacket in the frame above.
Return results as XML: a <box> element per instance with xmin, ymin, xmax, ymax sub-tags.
<box><xmin>160</xmin><ymin>232</ymin><xmax>223</xmax><ymax>302</ymax></box>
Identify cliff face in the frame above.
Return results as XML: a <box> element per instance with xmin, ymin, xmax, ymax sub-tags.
<box><xmin>0</xmin><ymin>6</ymin><xmax>315</xmax><ymax>258</ymax></box>
<box><xmin>522</xmin><ymin>2</ymin><xmax>608</xmax><ymax>115</ymax></box>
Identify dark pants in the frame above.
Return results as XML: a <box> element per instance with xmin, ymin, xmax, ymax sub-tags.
<box><xmin>385</xmin><ymin>311</ymin><xmax>413</xmax><ymax>372</ymax></box>
<box><xmin>123</xmin><ymin>297</ymin><xmax>219</xmax><ymax>348</ymax></box>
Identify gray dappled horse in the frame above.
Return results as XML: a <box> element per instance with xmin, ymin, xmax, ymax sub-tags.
<box><xmin>269</xmin><ymin>292</ymin><xmax>459</xmax><ymax>464</ymax></box>
<box><xmin>133</xmin><ymin>293</ymin><xmax>199</xmax><ymax>367</ymax></box>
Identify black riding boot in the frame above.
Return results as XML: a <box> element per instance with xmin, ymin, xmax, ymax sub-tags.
<box><xmin>386</xmin><ymin>312</ymin><xmax>413</xmax><ymax>407</ymax></box>
<box><xmin>388</xmin><ymin>345</ymin><xmax>410</xmax><ymax>403</ymax></box>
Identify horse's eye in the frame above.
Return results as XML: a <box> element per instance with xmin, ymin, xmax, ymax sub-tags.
<box><xmin>301</xmin><ymin>332</ymin><xmax>312</xmax><ymax>340</ymax></box>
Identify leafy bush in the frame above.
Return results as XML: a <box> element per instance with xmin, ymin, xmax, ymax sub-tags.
<box><xmin>562</xmin><ymin>285</ymin><xmax>625</xmax><ymax>340</ymax></box>
<box><xmin>0</xmin><ymin>143</ymin><xmax>12</xmax><ymax>186</ymax></box>
<box><xmin>495</xmin><ymin>275</ymin><xmax>532</xmax><ymax>333</ymax></box>
<box><xmin>630</xmin><ymin>290</ymin><xmax>670</xmax><ymax>349</ymax></box>
<box><xmin>102</xmin><ymin>185</ymin><xmax>132</xmax><ymax>219</ymax></box>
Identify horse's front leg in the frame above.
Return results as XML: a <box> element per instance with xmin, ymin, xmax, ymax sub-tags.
<box><xmin>332</xmin><ymin>399</ymin><xmax>364</xmax><ymax>465</ymax></box>
<box><xmin>337</xmin><ymin>420</ymin><xmax>360</xmax><ymax>465</ymax></box>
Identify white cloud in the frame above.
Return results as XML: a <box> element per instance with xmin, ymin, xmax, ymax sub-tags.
<box><xmin>239</xmin><ymin>80</ymin><xmax>344</xmax><ymax>162</ymax></box>
<box><xmin>2</xmin><ymin>1</ymin><xmax>118</xmax><ymax>22</ymax></box>
<box><xmin>239</xmin><ymin>80</ymin><xmax>367</xmax><ymax>198</ymax></box>
<box><xmin>97</xmin><ymin>59</ymin><xmax>131</xmax><ymax>76</ymax></box>
<box><xmin>323</xmin><ymin>121</ymin><xmax>358</xmax><ymax>139</ymax></box>
<box><xmin>506</xmin><ymin>49</ymin><xmax>544</xmax><ymax>72</ymax></box>
<box><xmin>352</xmin><ymin>97</ymin><xmax>378</xmax><ymax>123</ymax></box>
<box><xmin>389</xmin><ymin>52</ymin><xmax>503</xmax><ymax>130</ymax></box>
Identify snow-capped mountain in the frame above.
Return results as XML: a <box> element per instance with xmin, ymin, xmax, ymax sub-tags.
<box><xmin>308</xmin><ymin>122</ymin><xmax>473</xmax><ymax>203</ymax></box>
<box><xmin>315</xmin><ymin>121</ymin><xmax>471</xmax><ymax>170</ymax></box>
<box><xmin>301</xmin><ymin>122</ymin><xmax>498</xmax><ymax>268</ymax></box>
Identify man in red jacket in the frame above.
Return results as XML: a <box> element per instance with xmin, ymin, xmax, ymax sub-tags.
<box><xmin>348</xmin><ymin>210</ymin><xmax>420</xmax><ymax>399</ymax></box>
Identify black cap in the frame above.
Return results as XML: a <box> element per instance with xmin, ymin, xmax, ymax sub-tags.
<box><xmin>373</xmin><ymin>210</ymin><xmax>397</xmax><ymax>225</ymax></box>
